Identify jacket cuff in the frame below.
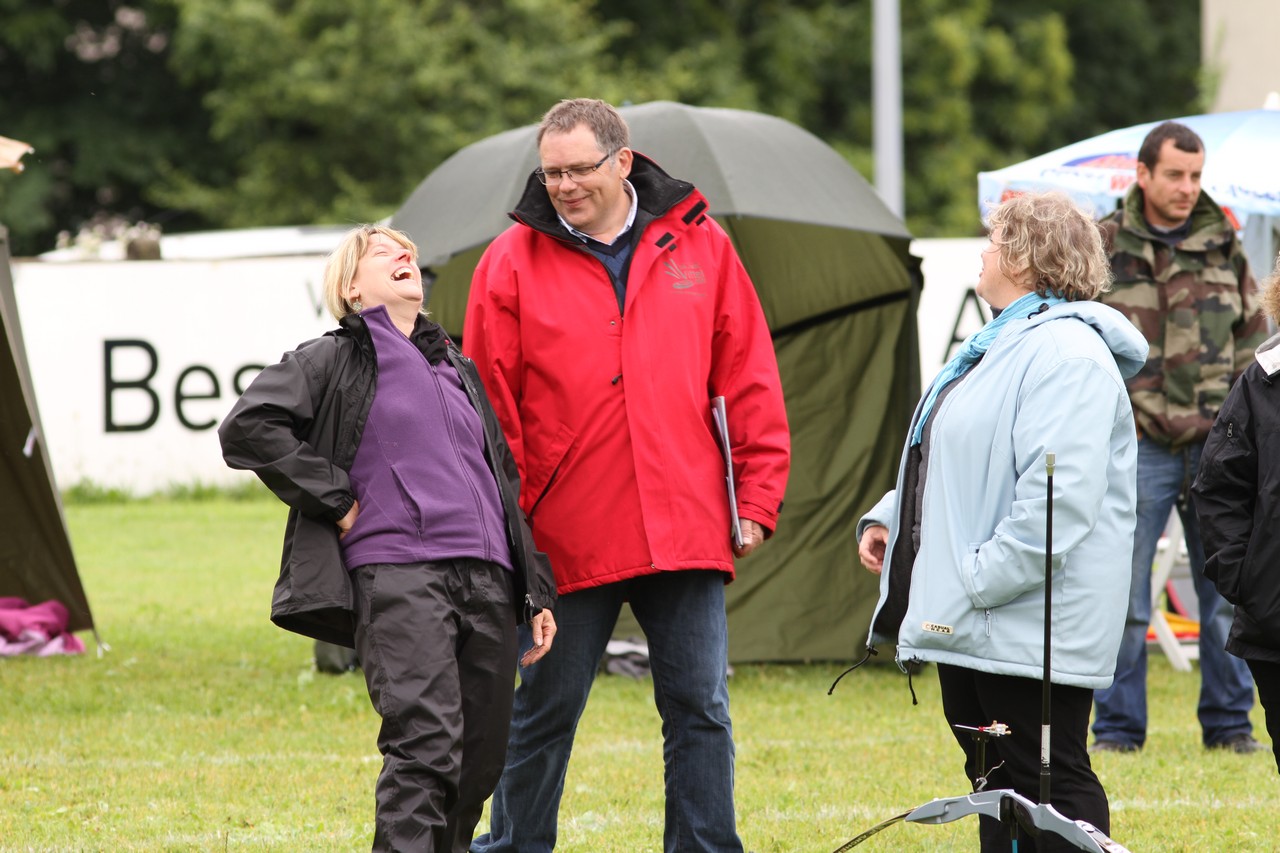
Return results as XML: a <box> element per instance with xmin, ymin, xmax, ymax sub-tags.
<box><xmin>325</xmin><ymin>494</ymin><xmax>355</xmax><ymax>525</ymax></box>
<box><xmin>856</xmin><ymin>490</ymin><xmax>896</xmax><ymax>541</ymax></box>
<box><xmin>736</xmin><ymin>482</ymin><xmax>783</xmax><ymax>535</ymax></box>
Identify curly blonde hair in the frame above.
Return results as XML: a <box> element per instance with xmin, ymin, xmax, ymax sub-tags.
<box><xmin>986</xmin><ymin>192</ymin><xmax>1112</xmax><ymax>302</ymax></box>
<box><xmin>322</xmin><ymin>225</ymin><xmax>418</xmax><ymax>321</ymax></box>
<box><xmin>1262</xmin><ymin>253</ymin><xmax>1280</xmax><ymax>326</ymax></box>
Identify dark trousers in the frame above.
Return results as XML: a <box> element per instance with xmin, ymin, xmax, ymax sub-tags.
<box><xmin>937</xmin><ymin>664</ymin><xmax>1109</xmax><ymax>853</ymax></box>
<box><xmin>351</xmin><ymin>559</ymin><xmax>517</xmax><ymax>853</ymax></box>
<box><xmin>1246</xmin><ymin>658</ymin><xmax>1280</xmax><ymax>774</ymax></box>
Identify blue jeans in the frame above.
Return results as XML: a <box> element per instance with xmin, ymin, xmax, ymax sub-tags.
<box><xmin>1091</xmin><ymin>438</ymin><xmax>1254</xmax><ymax>748</ymax></box>
<box><xmin>471</xmin><ymin>570</ymin><xmax>743</xmax><ymax>853</ymax></box>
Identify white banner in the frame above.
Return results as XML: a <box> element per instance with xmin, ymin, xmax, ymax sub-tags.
<box><xmin>11</xmin><ymin>239</ymin><xmax>986</xmax><ymax>495</ymax></box>
<box><xmin>12</xmin><ymin>257</ymin><xmax>335</xmax><ymax>494</ymax></box>
<box><xmin>912</xmin><ymin>238</ymin><xmax>989</xmax><ymax>385</ymax></box>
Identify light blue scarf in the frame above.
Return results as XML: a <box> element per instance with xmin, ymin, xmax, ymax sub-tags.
<box><xmin>911</xmin><ymin>291</ymin><xmax>1065</xmax><ymax>446</ymax></box>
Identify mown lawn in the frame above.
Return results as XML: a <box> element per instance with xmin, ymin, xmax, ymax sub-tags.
<box><xmin>0</xmin><ymin>496</ymin><xmax>1274</xmax><ymax>851</ymax></box>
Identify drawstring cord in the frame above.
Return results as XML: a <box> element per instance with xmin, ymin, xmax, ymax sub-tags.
<box><xmin>827</xmin><ymin>646</ymin><xmax>877</xmax><ymax>694</ymax></box>
<box><xmin>828</xmin><ymin>647</ymin><xmax>920</xmax><ymax>706</ymax></box>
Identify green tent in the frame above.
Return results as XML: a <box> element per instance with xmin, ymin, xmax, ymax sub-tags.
<box><xmin>0</xmin><ymin>224</ymin><xmax>95</xmax><ymax>637</ymax></box>
<box><xmin>391</xmin><ymin>102</ymin><xmax>919</xmax><ymax>662</ymax></box>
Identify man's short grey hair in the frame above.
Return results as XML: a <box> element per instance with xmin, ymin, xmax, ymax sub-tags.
<box><xmin>537</xmin><ymin>98</ymin><xmax>630</xmax><ymax>155</ymax></box>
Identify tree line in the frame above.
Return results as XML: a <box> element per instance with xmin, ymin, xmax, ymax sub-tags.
<box><xmin>0</xmin><ymin>0</ymin><xmax>1201</xmax><ymax>257</ymax></box>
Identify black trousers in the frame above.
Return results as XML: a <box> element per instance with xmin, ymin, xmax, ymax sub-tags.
<box><xmin>1245</xmin><ymin>658</ymin><xmax>1280</xmax><ymax>774</ymax></box>
<box><xmin>351</xmin><ymin>559</ymin><xmax>518</xmax><ymax>853</ymax></box>
<box><xmin>937</xmin><ymin>664</ymin><xmax>1109</xmax><ymax>853</ymax></box>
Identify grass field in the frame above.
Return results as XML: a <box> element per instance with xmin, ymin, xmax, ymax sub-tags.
<box><xmin>1</xmin><ymin>494</ymin><xmax>1275</xmax><ymax>851</ymax></box>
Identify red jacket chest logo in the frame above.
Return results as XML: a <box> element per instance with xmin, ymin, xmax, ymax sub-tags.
<box><xmin>663</xmin><ymin>259</ymin><xmax>706</xmax><ymax>290</ymax></box>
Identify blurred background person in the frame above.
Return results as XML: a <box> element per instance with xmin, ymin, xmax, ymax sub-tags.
<box><xmin>220</xmin><ymin>225</ymin><xmax>557</xmax><ymax>852</ymax></box>
<box><xmin>1092</xmin><ymin>121</ymin><xmax>1266</xmax><ymax>755</ymax></box>
<box><xmin>858</xmin><ymin>192</ymin><xmax>1147</xmax><ymax>851</ymax></box>
<box><xmin>1195</xmin><ymin>253</ymin><xmax>1280</xmax><ymax>773</ymax></box>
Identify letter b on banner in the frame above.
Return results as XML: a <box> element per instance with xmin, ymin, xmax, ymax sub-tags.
<box><xmin>104</xmin><ymin>339</ymin><xmax>160</xmax><ymax>432</ymax></box>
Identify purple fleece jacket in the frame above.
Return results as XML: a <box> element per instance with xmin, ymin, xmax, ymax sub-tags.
<box><xmin>340</xmin><ymin>306</ymin><xmax>512</xmax><ymax>571</ymax></box>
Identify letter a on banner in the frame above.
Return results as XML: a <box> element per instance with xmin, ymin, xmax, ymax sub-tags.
<box><xmin>941</xmin><ymin>288</ymin><xmax>991</xmax><ymax>365</ymax></box>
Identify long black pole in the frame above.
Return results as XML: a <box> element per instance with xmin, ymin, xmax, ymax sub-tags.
<box><xmin>1040</xmin><ymin>452</ymin><xmax>1055</xmax><ymax>804</ymax></box>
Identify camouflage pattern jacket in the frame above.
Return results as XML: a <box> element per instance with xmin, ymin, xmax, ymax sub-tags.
<box><xmin>1099</xmin><ymin>186</ymin><xmax>1266</xmax><ymax>449</ymax></box>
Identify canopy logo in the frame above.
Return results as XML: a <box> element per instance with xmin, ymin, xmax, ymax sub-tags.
<box><xmin>663</xmin><ymin>260</ymin><xmax>705</xmax><ymax>290</ymax></box>
<box><xmin>1064</xmin><ymin>152</ymin><xmax>1138</xmax><ymax>170</ymax></box>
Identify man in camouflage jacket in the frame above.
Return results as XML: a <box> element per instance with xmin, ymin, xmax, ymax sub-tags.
<box><xmin>1091</xmin><ymin>121</ymin><xmax>1268</xmax><ymax>755</ymax></box>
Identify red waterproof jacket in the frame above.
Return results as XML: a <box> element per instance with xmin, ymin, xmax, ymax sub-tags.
<box><xmin>464</xmin><ymin>154</ymin><xmax>790</xmax><ymax>593</ymax></box>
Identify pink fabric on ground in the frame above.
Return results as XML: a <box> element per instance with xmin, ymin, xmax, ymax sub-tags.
<box><xmin>0</xmin><ymin>598</ymin><xmax>85</xmax><ymax>656</ymax></box>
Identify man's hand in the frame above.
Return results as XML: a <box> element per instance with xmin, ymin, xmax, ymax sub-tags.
<box><xmin>858</xmin><ymin>525</ymin><xmax>889</xmax><ymax>575</ymax></box>
<box><xmin>520</xmin><ymin>609</ymin><xmax>557</xmax><ymax>667</ymax></box>
<box><xmin>733</xmin><ymin>519</ymin><xmax>766</xmax><ymax>558</ymax></box>
<box><xmin>337</xmin><ymin>499</ymin><xmax>360</xmax><ymax>540</ymax></box>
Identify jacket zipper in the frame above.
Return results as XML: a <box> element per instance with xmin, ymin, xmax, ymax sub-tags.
<box><xmin>529</xmin><ymin>464</ymin><xmax>562</xmax><ymax>519</ymax></box>
<box><xmin>450</xmin><ymin>350</ymin><xmax>535</xmax><ymax>605</ymax></box>
<box><xmin>431</xmin><ymin>357</ymin><xmax>491</xmax><ymax>553</ymax></box>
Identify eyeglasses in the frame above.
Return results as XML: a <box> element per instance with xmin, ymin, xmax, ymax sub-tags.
<box><xmin>534</xmin><ymin>152</ymin><xmax>612</xmax><ymax>186</ymax></box>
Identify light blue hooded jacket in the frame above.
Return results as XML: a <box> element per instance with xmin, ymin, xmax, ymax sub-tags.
<box><xmin>859</xmin><ymin>301</ymin><xmax>1148</xmax><ymax>689</ymax></box>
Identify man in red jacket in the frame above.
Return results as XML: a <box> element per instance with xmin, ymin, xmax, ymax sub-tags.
<box><xmin>465</xmin><ymin>98</ymin><xmax>790</xmax><ymax>853</ymax></box>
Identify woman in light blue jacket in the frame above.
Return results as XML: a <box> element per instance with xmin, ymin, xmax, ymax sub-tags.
<box><xmin>857</xmin><ymin>192</ymin><xmax>1148</xmax><ymax>852</ymax></box>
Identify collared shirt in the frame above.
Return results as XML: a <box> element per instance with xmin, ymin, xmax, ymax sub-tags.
<box><xmin>556</xmin><ymin>179</ymin><xmax>638</xmax><ymax>245</ymax></box>
<box><xmin>557</xmin><ymin>180</ymin><xmax>639</xmax><ymax>314</ymax></box>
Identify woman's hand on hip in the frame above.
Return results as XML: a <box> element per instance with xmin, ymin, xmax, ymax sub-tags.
<box><xmin>336</xmin><ymin>499</ymin><xmax>360</xmax><ymax>540</ymax></box>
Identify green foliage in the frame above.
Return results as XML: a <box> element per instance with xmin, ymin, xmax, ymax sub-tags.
<box><xmin>60</xmin><ymin>480</ymin><xmax>136</xmax><ymax>504</ymax></box>
<box><xmin>62</xmin><ymin>477</ymin><xmax>275</xmax><ymax>505</ymax></box>
<box><xmin>897</xmin><ymin>0</ymin><xmax>1075</xmax><ymax>236</ymax></box>
<box><xmin>155</xmin><ymin>0</ymin><xmax>628</xmax><ymax>228</ymax></box>
<box><xmin>153</xmin><ymin>478</ymin><xmax>277</xmax><ymax>503</ymax></box>
<box><xmin>0</xmin><ymin>0</ymin><xmax>219</xmax><ymax>255</ymax></box>
<box><xmin>598</xmin><ymin>0</ymin><xmax>1080</xmax><ymax>237</ymax></box>
<box><xmin>1043</xmin><ymin>0</ymin><xmax>1203</xmax><ymax>144</ymax></box>
<box><xmin>0</xmin><ymin>500</ymin><xmax>1275</xmax><ymax>850</ymax></box>
<box><xmin>0</xmin><ymin>0</ymin><xmax>1206</xmax><ymax>254</ymax></box>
